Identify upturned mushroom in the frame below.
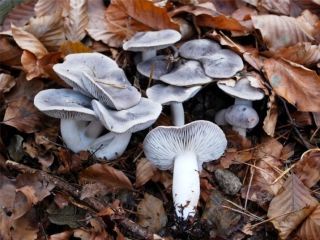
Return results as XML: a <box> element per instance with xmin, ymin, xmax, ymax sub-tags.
<box><xmin>143</xmin><ymin>120</ymin><xmax>227</xmax><ymax>220</ymax></box>
<box><xmin>146</xmin><ymin>84</ymin><xmax>201</xmax><ymax>126</ymax></box>
<box><xmin>123</xmin><ymin>29</ymin><xmax>181</xmax><ymax>61</ymax></box>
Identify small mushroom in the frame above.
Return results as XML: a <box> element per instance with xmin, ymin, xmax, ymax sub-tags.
<box><xmin>217</xmin><ymin>77</ymin><xmax>265</xmax><ymax>106</ymax></box>
<box><xmin>179</xmin><ymin>39</ymin><xmax>221</xmax><ymax>60</ymax></box>
<box><xmin>159</xmin><ymin>60</ymin><xmax>212</xmax><ymax>86</ymax></box>
<box><xmin>146</xmin><ymin>84</ymin><xmax>201</xmax><ymax>126</ymax></box>
<box><xmin>199</xmin><ymin>49</ymin><xmax>244</xmax><ymax>78</ymax></box>
<box><xmin>137</xmin><ymin>55</ymin><xmax>173</xmax><ymax>80</ymax></box>
<box><xmin>224</xmin><ymin>105</ymin><xmax>259</xmax><ymax>137</ymax></box>
<box><xmin>143</xmin><ymin>120</ymin><xmax>227</xmax><ymax>220</ymax></box>
<box><xmin>214</xmin><ymin>108</ymin><xmax>228</xmax><ymax>126</ymax></box>
<box><xmin>34</xmin><ymin>89</ymin><xmax>104</xmax><ymax>152</ymax></box>
<box><xmin>123</xmin><ymin>29</ymin><xmax>181</xmax><ymax>61</ymax></box>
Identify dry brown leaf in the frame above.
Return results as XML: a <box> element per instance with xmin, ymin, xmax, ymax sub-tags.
<box><xmin>10</xmin><ymin>209</ymin><xmax>39</xmax><ymax>240</ymax></box>
<box><xmin>252</xmin><ymin>14</ymin><xmax>315</xmax><ymax>52</ymax></box>
<box><xmin>259</xmin><ymin>0</ymin><xmax>290</xmax><ymax>15</ymax></box>
<box><xmin>137</xmin><ymin>193</ymin><xmax>167</xmax><ymax>233</ymax></box>
<box><xmin>264</xmin><ymin>58</ymin><xmax>320</xmax><ymax>112</ymax></box>
<box><xmin>297</xmin><ymin>205</ymin><xmax>320</xmax><ymax>240</ymax></box>
<box><xmin>0</xmin><ymin>73</ymin><xmax>15</xmax><ymax>94</ymax></box>
<box><xmin>64</xmin><ymin>0</ymin><xmax>88</xmax><ymax>41</ymax></box>
<box><xmin>2</xmin><ymin>0</ymin><xmax>36</xmax><ymax>31</ymax></box>
<box><xmin>294</xmin><ymin>149</ymin><xmax>320</xmax><ymax>188</ymax></box>
<box><xmin>26</xmin><ymin>13</ymin><xmax>66</xmax><ymax>51</ymax></box>
<box><xmin>0</xmin><ymin>36</ymin><xmax>22</xmax><ymax>65</ymax></box>
<box><xmin>263</xmin><ymin>91</ymin><xmax>278</xmax><ymax>137</ymax></box>
<box><xmin>21</xmin><ymin>50</ymin><xmax>61</xmax><ymax>80</ymax></box>
<box><xmin>3</xmin><ymin>96</ymin><xmax>45</xmax><ymax>133</ymax></box>
<box><xmin>135</xmin><ymin>158</ymin><xmax>156</xmax><ymax>187</ymax></box>
<box><xmin>104</xmin><ymin>0</ymin><xmax>179</xmax><ymax>47</ymax></box>
<box><xmin>170</xmin><ymin>3</ymin><xmax>245</xmax><ymax>32</ymax></box>
<box><xmin>80</xmin><ymin>183</ymin><xmax>109</xmax><ymax>200</ymax></box>
<box><xmin>290</xmin><ymin>0</ymin><xmax>320</xmax><ymax>16</ymax></box>
<box><xmin>80</xmin><ymin>163</ymin><xmax>133</xmax><ymax>190</ymax></box>
<box><xmin>11</xmin><ymin>25</ymin><xmax>48</xmax><ymax>58</ymax></box>
<box><xmin>267</xmin><ymin>174</ymin><xmax>319</xmax><ymax>239</ymax></box>
<box><xmin>274</xmin><ymin>42</ymin><xmax>320</xmax><ymax>66</ymax></box>
<box><xmin>34</xmin><ymin>0</ymin><xmax>69</xmax><ymax>17</ymax></box>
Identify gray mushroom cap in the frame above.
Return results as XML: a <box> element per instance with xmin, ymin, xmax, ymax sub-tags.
<box><xmin>143</xmin><ymin>120</ymin><xmax>227</xmax><ymax>170</ymax></box>
<box><xmin>217</xmin><ymin>77</ymin><xmax>265</xmax><ymax>101</ymax></box>
<box><xmin>179</xmin><ymin>39</ymin><xmax>221</xmax><ymax>60</ymax></box>
<box><xmin>34</xmin><ymin>89</ymin><xmax>96</xmax><ymax>121</ymax></box>
<box><xmin>53</xmin><ymin>53</ymin><xmax>118</xmax><ymax>93</ymax></box>
<box><xmin>91</xmin><ymin>98</ymin><xmax>162</xmax><ymax>133</ymax></box>
<box><xmin>137</xmin><ymin>55</ymin><xmax>172</xmax><ymax>80</ymax></box>
<box><xmin>81</xmin><ymin>68</ymin><xmax>141</xmax><ymax>110</ymax></box>
<box><xmin>200</xmin><ymin>49</ymin><xmax>244</xmax><ymax>78</ymax></box>
<box><xmin>224</xmin><ymin>105</ymin><xmax>259</xmax><ymax>129</ymax></box>
<box><xmin>160</xmin><ymin>60</ymin><xmax>212</xmax><ymax>86</ymax></box>
<box><xmin>146</xmin><ymin>84</ymin><xmax>201</xmax><ymax>105</ymax></box>
<box><xmin>123</xmin><ymin>29</ymin><xmax>181</xmax><ymax>52</ymax></box>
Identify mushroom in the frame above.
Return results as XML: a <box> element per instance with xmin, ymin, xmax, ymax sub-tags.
<box><xmin>34</xmin><ymin>89</ymin><xmax>104</xmax><ymax>152</ymax></box>
<box><xmin>143</xmin><ymin>120</ymin><xmax>227</xmax><ymax>220</ymax></box>
<box><xmin>214</xmin><ymin>108</ymin><xmax>228</xmax><ymax>126</ymax></box>
<box><xmin>224</xmin><ymin>105</ymin><xmax>259</xmax><ymax>137</ymax></box>
<box><xmin>137</xmin><ymin>55</ymin><xmax>173</xmax><ymax>80</ymax></box>
<box><xmin>146</xmin><ymin>84</ymin><xmax>201</xmax><ymax>126</ymax></box>
<box><xmin>123</xmin><ymin>29</ymin><xmax>181</xmax><ymax>61</ymax></box>
<box><xmin>217</xmin><ymin>77</ymin><xmax>265</xmax><ymax>106</ymax></box>
<box><xmin>179</xmin><ymin>39</ymin><xmax>221</xmax><ymax>60</ymax></box>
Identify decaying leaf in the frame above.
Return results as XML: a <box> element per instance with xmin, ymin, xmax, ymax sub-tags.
<box><xmin>267</xmin><ymin>174</ymin><xmax>318</xmax><ymax>239</ymax></box>
<box><xmin>294</xmin><ymin>149</ymin><xmax>320</xmax><ymax>188</ymax></box>
<box><xmin>104</xmin><ymin>0</ymin><xmax>179</xmax><ymax>47</ymax></box>
<box><xmin>264</xmin><ymin>58</ymin><xmax>320</xmax><ymax>112</ymax></box>
<box><xmin>34</xmin><ymin>0</ymin><xmax>69</xmax><ymax>17</ymax></box>
<box><xmin>135</xmin><ymin>158</ymin><xmax>156</xmax><ymax>187</ymax></box>
<box><xmin>64</xmin><ymin>0</ymin><xmax>88</xmax><ymax>41</ymax></box>
<box><xmin>80</xmin><ymin>163</ymin><xmax>133</xmax><ymax>190</ymax></box>
<box><xmin>0</xmin><ymin>73</ymin><xmax>15</xmax><ymax>94</ymax></box>
<box><xmin>137</xmin><ymin>193</ymin><xmax>167</xmax><ymax>233</ymax></box>
<box><xmin>297</xmin><ymin>205</ymin><xmax>320</xmax><ymax>240</ymax></box>
<box><xmin>3</xmin><ymin>96</ymin><xmax>45</xmax><ymax>133</ymax></box>
<box><xmin>263</xmin><ymin>91</ymin><xmax>278</xmax><ymax>137</ymax></box>
<box><xmin>0</xmin><ymin>36</ymin><xmax>22</xmax><ymax>65</ymax></box>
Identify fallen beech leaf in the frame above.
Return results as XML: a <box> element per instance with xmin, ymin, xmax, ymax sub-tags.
<box><xmin>65</xmin><ymin>0</ymin><xmax>88</xmax><ymax>41</ymax></box>
<box><xmin>275</xmin><ymin>42</ymin><xmax>320</xmax><ymax>66</ymax></box>
<box><xmin>105</xmin><ymin>0</ymin><xmax>179</xmax><ymax>47</ymax></box>
<box><xmin>3</xmin><ymin>96</ymin><xmax>45</xmax><ymax>133</ymax></box>
<box><xmin>0</xmin><ymin>36</ymin><xmax>22</xmax><ymax>65</ymax></box>
<box><xmin>264</xmin><ymin>58</ymin><xmax>320</xmax><ymax>112</ymax></box>
<box><xmin>137</xmin><ymin>193</ymin><xmax>167</xmax><ymax>232</ymax></box>
<box><xmin>34</xmin><ymin>0</ymin><xmax>69</xmax><ymax>17</ymax></box>
<box><xmin>59</xmin><ymin>41</ymin><xmax>91</xmax><ymax>57</ymax></box>
<box><xmin>0</xmin><ymin>0</ymin><xmax>24</xmax><ymax>24</ymax></box>
<box><xmin>0</xmin><ymin>73</ymin><xmax>15</xmax><ymax>93</ymax></box>
<box><xmin>135</xmin><ymin>158</ymin><xmax>156</xmax><ymax>187</ymax></box>
<box><xmin>170</xmin><ymin>3</ymin><xmax>245</xmax><ymax>32</ymax></box>
<box><xmin>21</xmin><ymin>50</ymin><xmax>61</xmax><ymax>80</ymax></box>
<box><xmin>2</xmin><ymin>0</ymin><xmax>36</xmax><ymax>31</ymax></box>
<box><xmin>252</xmin><ymin>13</ymin><xmax>315</xmax><ymax>52</ymax></box>
<box><xmin>297</xmin><ymin>205</ymin><xmax>320</xmax><ymax>240</ymax></box>
<box><xmin>26</xmin><ymin>13</ymin><xmax>65</xmax><ymax>51</ymax></box>
<box><xmin>294</xmin><ymin>149</ymin><xmax>320</xmax><ymax>188</ymax></box>
<box><xmin>80</xmin><ymin>183</ymin><xmax>109</xmax><ymax>200</ymax></box>
<box><xmin>80</xmin><ymin>163</ymin><xmax>133</xmax><ymax>190</ymax></box>
<box><xmin>263</xmin><ymin>91</ymin><xmax>278</xmax><ymax>137</ymax></box>
<box><xmin>267</xmin><ymin>174</ymin><xmax>318</xmax><ymax>239</ymax></box>
<box><xmin>10</xmin><ymin>209</ymin><xmax>39</xmax><ymax>240</ymax></box>
<box><xmin>11</xmin><ymin>25</ymin><xmax>48</xmax><ymax>58</ymax></box>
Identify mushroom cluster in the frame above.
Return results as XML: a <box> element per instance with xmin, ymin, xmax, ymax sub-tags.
<box><xmin>34</xmin><ymin>52</ymin><xmax>162</xmax><ymax>160</ymax></box>
<box><xmin>124</xmin><ymin>36</ymin><xmax>245</xmax><ymax>126</ymax></box>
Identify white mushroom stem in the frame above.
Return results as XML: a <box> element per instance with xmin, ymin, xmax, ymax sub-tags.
<box><xmin>234</xmin><ymin>97</ymin><xmax>252</xmax><ymax>107</ymax></box>
<box><xmin>84</xmin><ymin>120</ymin><xmax>105</xmax><ymax>138</ymax></box>
<box><xmin>170</xmin><ymin>102</ymin><xmax>185</xmax><ymax>126</ymax></box>
<box><xmin>172</xmin><ymin>151</ymin><xmax>200</xmax><ymax>220</ymax></box>
<box><xmin>142</xmin><ymin>49</ymin><xmax>157</xmax><ymax>61</ymax></box>
<box><xmin>232</xmin><ymin>126</ymin><xmax>247</xmax><ymax>137</ymax></box>
<box><xmin>60</xmin><ymin>119</ymin><xmax>105</xmax><ymax>153</ymax></box>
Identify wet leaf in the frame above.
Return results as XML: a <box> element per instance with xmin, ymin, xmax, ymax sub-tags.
<box><xmin>264</xmin><ymin>58</ymin><xmax>320</xmax><ymax>112</ymax></box>
<box><xmin>267</xmin><ymin>174</ymin><xmax>318</xmax><ymax>239</ymax></box>
<box><xmin>294</xmin><ymin>149</ymin><xmax>320</xmax><ymax>188</ymax></box>
<box><xmin>104</xmin><ymin>0</ymin><xmax>179</xmax><ymax>47</ymax></box>
<box><xmin>65</xmin><ymin>0</ymin><xmax>88</xmax><ymax>41</ymax></box>
<box><xmin>297</xmin><ymin>205</ymin><xmax>320</xmax><ymax>240</ymax></box>
<box><xmin>3</xmin><ymin>96</ymin><xmax>45</xmax><ymax>133</ymax></box>
<box><xmin>137</xmin><ymin>193</ymin><xmax>167</xmax><ymax>232</ymax></box>
<box><xmin>80</xmin><ymin>163</ymin><xmax>133</xmax><ymax>190</ymax></box>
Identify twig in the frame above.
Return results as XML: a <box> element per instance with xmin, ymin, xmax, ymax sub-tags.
<box><xmin>5</xmin><ymin>160</ymin><xmax>154</xmax><ymax>240</ymax></box>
